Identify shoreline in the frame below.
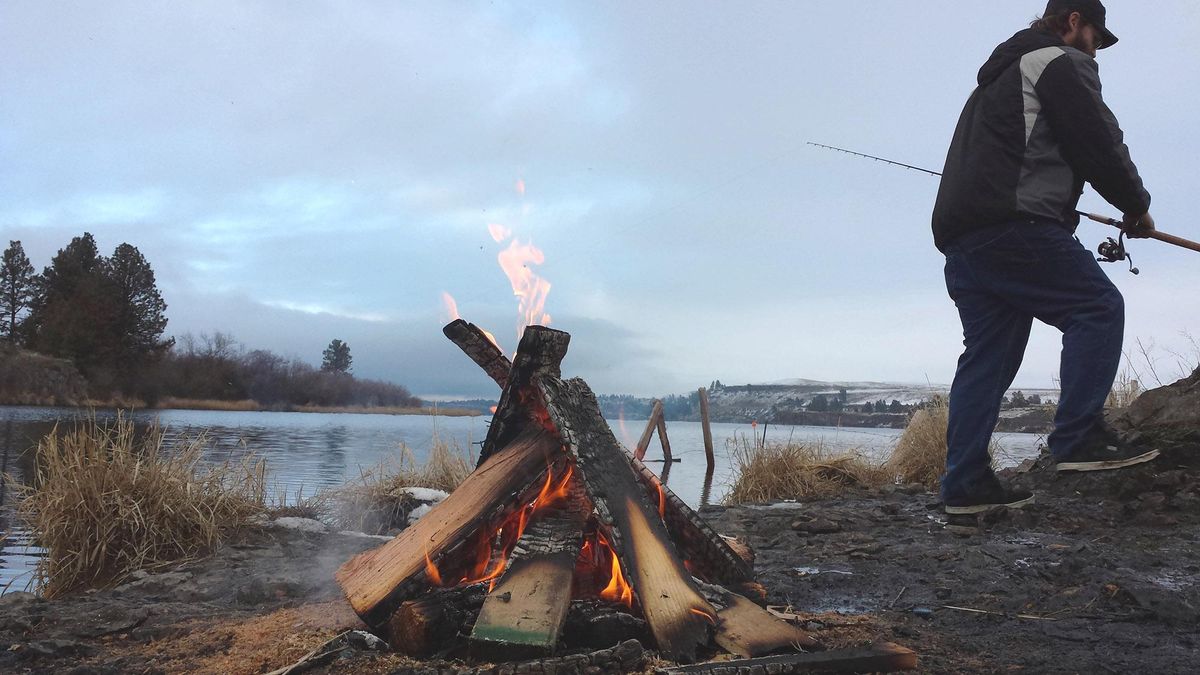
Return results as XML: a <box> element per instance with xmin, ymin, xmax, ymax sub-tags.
<box><xmin>0</xmin><ymin>398</ymin><xmax>482</xmax><ymax>417</ymax></box>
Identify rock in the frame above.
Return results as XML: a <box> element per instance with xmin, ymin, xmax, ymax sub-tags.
<box><xmin>20</xmin><ymin>639</ymin><xmax>96</xmax><ymax>659</ymax></box>
<box><xmin>113</xmin><ymin>572</ymin><xmax>193</xmax><ymax>596</ymax></box>
<box><xmin>1121</xmin><ymin>583</ymin><xmax>1200</xmax><ymax>626</ymax></box>
<box><xmin>1114</xmin><ymin>367</ymin><xmax>1200</xmax><ymax>431</ymax></box>
<box><xmin>71</xmin><ymin>606</ymin><xmax>149</xmax><ymax>638</ymax></box>
<box><xmin>235</xmin><ymin>576</ymin><xmax>305</xmax><ymax>605</ymax></box>
<box><xmin>347</xmin><ymin>630</ymin><xmax>388</xmax><ymax>651</ymax></box>
<box><xmin>271</xmin><ymin>517</ymin><xmax>328</xmax><ymax>534</ymax></box>
<box><xmin>0</xmin><ymin>592</ymin><xmax>41</xmax><ymax>609</ymax></box>
<box><xmin>790</xmin><ymin>518</ymin><xmax>841</xmax><ymax>534</ymax></box>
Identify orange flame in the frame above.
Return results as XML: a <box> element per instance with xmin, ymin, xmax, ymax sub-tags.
<box><xmin>424</xmin><ymin>547</ymin><xmax>444</xmax><ymax>586</ymax></box>
<box><xmin>597</xmin><ymin>532</ymin><xmax>634</xmax><ymax>607</ymax></box>
<box><xmin>441</xmin><ymin>292</ymin><xmax>460</xmax><ymax>322</ymax></box>
<box><xmin>656</xmin><ymin>481</ymin><xmax>666</xmax><ymax>520</ymax></box>
<box><xmin>690</xmin><ymin>607</ymin><xmax>717</xmax><ymax>625</ymax></box>
<box><xmin>497</xmin><ymin>237</ymin><xmax>552</xmax><ymax>342</ymax></box>
<box><xmin>438</xmin><ymin>462</ymin><xmax>574</xmax><ymax>590</ymax></box>
<box><xmin>488</xmin><ymin>223</ymin><xmax>512</xmax><ymax>243</ymax></box>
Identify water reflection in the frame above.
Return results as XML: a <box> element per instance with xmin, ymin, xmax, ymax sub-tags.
<box><xmin>0</xmin><ymin>405</ymin><xmax>1049</xmax><ymax>595</ymax></box>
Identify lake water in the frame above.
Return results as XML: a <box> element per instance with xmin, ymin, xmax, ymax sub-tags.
<box><xmin>0</xmin><ymin>405</ymin><xmax>1046</xmax><ymax>594</ymax></box>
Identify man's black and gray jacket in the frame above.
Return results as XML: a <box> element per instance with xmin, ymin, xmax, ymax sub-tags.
<box><xmin>932</xmin><ymin>28</ymin><xmax>1149</xmax><ymax>251</ymax></box>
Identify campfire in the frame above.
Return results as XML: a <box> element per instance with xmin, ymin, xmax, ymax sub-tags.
<box><xmin>336</xmin><ymin>320</ymin><xmax>917</xmax><ymax>672</ymax></box>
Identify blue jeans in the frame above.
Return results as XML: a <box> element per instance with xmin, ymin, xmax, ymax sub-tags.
<box><xmin>941</xmin><ymin>221</ymin><xmax>1124</xmax><ymax>501</ymax></box>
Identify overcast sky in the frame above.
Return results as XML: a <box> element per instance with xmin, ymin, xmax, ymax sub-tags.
<box><xmin>3</xmin><ymin>1</ymin><xmax>1198</xmax><ymax>399</ymax></box>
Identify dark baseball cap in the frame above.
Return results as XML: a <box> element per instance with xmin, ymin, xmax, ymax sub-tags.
<box><xmin>1045</xmin><ymin>0</ymin><xmax>1118</xmax><ymax>48</ymax></box>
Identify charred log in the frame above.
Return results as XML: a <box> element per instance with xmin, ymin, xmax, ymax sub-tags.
<box><xmin>537</xmin><ymin>376</ymin><xmax>716</xmax><ymax>663</ymax></box>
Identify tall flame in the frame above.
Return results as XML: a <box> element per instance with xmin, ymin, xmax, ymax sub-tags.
<box><xmin>497</xmin><ymin>238</ymin><xmax>552</xmax><ymax>341</ymax></box>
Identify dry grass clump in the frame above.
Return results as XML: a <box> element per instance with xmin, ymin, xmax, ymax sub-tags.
<box><xmin>329</xmin><ymin>436</ymin><xmax>473</xmax><ymax>533</ymax></box>
<box><xmin>15</xmin><ymin>416</ymin><xmax>266</xmax><ymax>597</ymax></box>
<box><xmin>886</xmin><ymin>397</ymin><xmax>1003</xmax><ymax>489</ymax></box>
<box><xmin>723</xmin><ymin>437</ymin><xmax>888</xmax><ymax>505</ymax></box>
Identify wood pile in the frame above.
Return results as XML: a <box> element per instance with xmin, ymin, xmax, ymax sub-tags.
<box><xmin>336</xmin><ymin>320</ymin><xmax>916</xmax><ymax>672</ymax></box>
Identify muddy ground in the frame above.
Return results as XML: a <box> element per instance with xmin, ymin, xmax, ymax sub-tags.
<box><xmin>2</xmin><ymin>373</ymin><xmax>1198</xmax><ymax>674</ymax></box>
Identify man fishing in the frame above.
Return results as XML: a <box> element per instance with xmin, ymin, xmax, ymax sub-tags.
<box><xmin>931</xmin><ymin>0</ymin><xmax>1159</xmax><ymax>515</ymax></box>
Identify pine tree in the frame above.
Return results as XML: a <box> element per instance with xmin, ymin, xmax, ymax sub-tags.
<box><xmin>321</xmin><ymin>339</ymin><xmax>352</xmax><ymax>373</ymax></box>
<box><xmin>107</xmin><ymin>243</ymin><xmax>172</xmax><ymax>365</ymax></box>
<box><xmin>26</xmin><ymin>233</ymin><xmax>113</xmax><ymax>368</ymax></box>
<box><xmin>0</xmin><ymin>240</ymin><xmax>37</xmax><ymax>343</ymax></box>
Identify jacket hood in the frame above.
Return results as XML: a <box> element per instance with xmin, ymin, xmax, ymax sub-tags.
<box><xmin>977</xmin><ymin>28</ymin><xmax>1066</xmax><ymax>85</ymax></box>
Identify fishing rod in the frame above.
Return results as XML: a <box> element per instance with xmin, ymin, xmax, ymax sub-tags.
<box><xmin>808</xmin><ymin>142</ymin><xmax>1200</xmax><ymax>263</ymax></box>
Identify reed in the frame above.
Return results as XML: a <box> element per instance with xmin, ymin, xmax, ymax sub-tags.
<box><xmin>14</xmin><ymin>416</ymin><xmax>266</xmax><ymax>597</ymax></box>
<box><xmin>723</xmin><ymin>435</ymin><xmax>888</xmax><ymax>505</ymax></box>
<box><xmin>328</xmin><ymin>435</ymin><xmax>473</xmax><ymax>533</ymax></box>
<box><xmin>885</xmin><ymin>396</ymin><xmax>1005</xmax><ymax>489</ymax></box>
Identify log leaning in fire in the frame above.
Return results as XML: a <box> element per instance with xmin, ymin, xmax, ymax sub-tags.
<box><xmin>537</xmin><ymin>376</ymin><xmax>717</xmax><ymax>664</ymax></box>
<box><xmin>478</xmin><ymin>326</ymin><xmax>571</xmax><ymax>466</ymax></box>
<box><xmin>443</xmin><ymin>319</ymin><xmax>511</xmax><ymax>389</ymax></box>
<box><xmin>469</xmin><ymin>504</ymin><xmax>587</xmax><ymax>661</ymax></box>
<box><xmin>658</xmin><ymin>642</ymin><xmax>918</xmax><ymax>674</ymax></box>
<box><xmin>336</xmin><ymin>427</ymin><xmax>564</xmax><ymax>627</ymax></box>
<box><xmin>441</xmin><ymin>321</ymin><xmax>752</xmax><ymax>588</ymax></box>
<box><xmin>628</xmin><ymin>455</ymin><xmax>754</xmax><ymax>587</ymax></box>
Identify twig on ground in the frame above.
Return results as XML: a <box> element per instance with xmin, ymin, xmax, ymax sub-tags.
<box><xmin>940</xmin><ymin>605</ymin><xmax>1058</xmax><ymax>621</ymax></box>
<box><xmin>889</xmin><ymin>586</ymin><xmax>908</xmax><ymax>609</ymax></box>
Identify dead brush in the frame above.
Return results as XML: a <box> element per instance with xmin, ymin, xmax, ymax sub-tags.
<box><xmin>328</xmin><ymin>435</ymin><xmax>473</xmax><ymax>533</ymax></box>
<box><xmin>886</xmin><ymin>396</ymin><xmax>1003</xmax><ymax>489</ymax></box>
<box><xmin>723</xmin><ymin>436</ymin><xmax>888</xmax><ymax>505</ymax></box>
<box><xmin>14</xmin><ymin>415</ymin><xmax>266</xmax><ymax>597</ymax></box>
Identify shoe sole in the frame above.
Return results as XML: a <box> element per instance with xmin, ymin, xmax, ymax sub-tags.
<box><xmin>944</xmin><ymin>494</ymin><xmax>1035</xmax><ymax>515</ymax></box>
<box><xmin>1056</xmin><ymin>449</ymin><xmax>1160</xmax><ymax>473</ymax></box>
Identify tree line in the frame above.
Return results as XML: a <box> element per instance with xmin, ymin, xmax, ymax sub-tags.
<box><xmin>1</xmin><ymin>235</ymin><xmax>419</xmax><ymax>408</ymax></box>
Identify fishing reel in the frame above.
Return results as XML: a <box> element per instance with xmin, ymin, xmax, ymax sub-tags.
<box><xmin>1097</xmin><ymin>230</ymin><xmax>1139</xmax><ymax>275</ymax></box>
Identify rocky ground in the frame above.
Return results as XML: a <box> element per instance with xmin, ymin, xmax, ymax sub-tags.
<box><xmin>2</xmin><ymin>371</ymin><xmax>1196</xmax><ymax>674</ymax></box>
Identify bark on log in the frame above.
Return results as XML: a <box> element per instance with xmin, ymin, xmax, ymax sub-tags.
<box><xmin>658</xmin><ymin>642</ymin><xmax>917</xmax><ymax>674</ymax></box>
<box><xmin>386</xmin><ymin>584</ymin><xmax>487</xmax><ymax>657</ymax></box>
<box><xmin>537</xmin><ymin>376</ymin><xmax>716</xmax><ymax>664</ymax></box>
<box><xmin>478</xmin><ymin>325</ymin><xmax>570</xmax><ymax>466</ymax></box>
<box><xmin>469</xmin><ymin>499</ymin><xmax>587</xmax><ymax>661</ymax></box>
<box><xmin>692</xmin><ymin>580</ymin><xmax>819</xmax><ymax>657</ymax></box>
<box><xmin>443</xmin><ymin>319</ymin><xmax>511</xmax><ymax>389</ymax></box>
<box><xmin>336</xmin><ymin>427</ymin><xmax>563</xmax><ymax>627</ymax></box>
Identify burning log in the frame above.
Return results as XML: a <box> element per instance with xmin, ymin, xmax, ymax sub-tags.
<box><xmin>477</xmin><ymin>326</ymin><xmax>571</xmax><ymax>466</ymax></box>
<box><xmin>537</xmin><ymin>376</ymin><xmax>717</xmax><ymax>663</ymax></box>
<box><xmin>336</xmin><ymin>427</ymin><xmax>564</xmax><ymax>627</ymax></box>
<box><xmin>444</xmin><ymin>322</ymin><xmax>753</xmax><ymax>587</ymax></box>
<box><xmin>443</xmin><ymin>319</ymin><xmax>511</xmax><ymax>389</ymax></box>
<box><xmin>658</xmin><ymin>642</ymin><xmax>918</xmax><ymax>674</ymax></box>
<box><xmin>628</xmin><ymin>454</ymin><xmax>753</xmax><ymax>587</ymax></box>
<box><xmin>386</xmin><ymin>584</ymin><xmax>487</xmax><ymax>657</ymax></box>
<box><xmin>469</xmin><ymin>497</ymin><xmax>588</xmax><ymax>660</ymax></box>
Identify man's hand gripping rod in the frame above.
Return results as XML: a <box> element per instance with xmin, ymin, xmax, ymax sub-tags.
<box><xmin>808</xmin><ymin>142</ymin><xmax>1200</xmax><ymax>255</ymax></box>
